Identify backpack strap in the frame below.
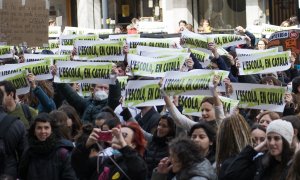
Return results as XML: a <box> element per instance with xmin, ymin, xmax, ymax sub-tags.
<box><xmin>21</xmin><ymin>104</ymin><xmax>32</xmax><ymax>124</ymax></box>
<box><xmin>0</xmin><ymin>115</ymin><xmax>18</xmax><ymax>137</ymax></box>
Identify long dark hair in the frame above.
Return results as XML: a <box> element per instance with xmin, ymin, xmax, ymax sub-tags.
<box><xmin>262</xmin><ymin>138</ymin><xmax>294</xmax><ymax>174</ymax></box>
<box><xmin>154</xmin><ymin>115</ymin><xmax>176</xmax><ymax>139</ymax></box>
<box><xmin>58</xmin><ymin>105</ymin><xmax>82</xmax><ymax>139</ymax></box>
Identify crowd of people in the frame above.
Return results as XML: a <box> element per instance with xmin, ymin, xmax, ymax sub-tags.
<box><xmin>0</xmin><ymin>16</ymin><xmax>300</xmax><ymax>180</ymax></box>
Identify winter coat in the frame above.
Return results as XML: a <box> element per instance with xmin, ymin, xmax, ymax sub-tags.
<box><xmin>71</xmin><ymin>144</ymin><xmax>147</xmax><ymax>180</ymax></box>
<box><xmin>145</xmin><ymin>135</ymin><xmax>170</xmax><ymax>179</ymax></box>
<box><xmin>135</xmin><ymin>107</ymin><xmax>160</xmax><ymax>133</ymax></box>
<box><xmin>56</xmin><ymin>82</ymin><xmax>121</xmax><ymax>124</ymax></box>
<box><xmin>151</xmin><ymin>159</ymin><xmax>218</xmax><ymax>180</ymax></box>
<box><xmin>0</xmin><ymin>112</ymin><xmax>27</xmax><ymax>179</ymax></box>
<box><xmin>224</xmin><ymin>145</ymin><xmax>292</xmax><ymax>180</ymax></box>
<box><xmin>19</xmin><ymin>135</ymin><xmax>77</xmax><ymax>180</ymax></box>
<box><xmin>32</xmin><ymin>86</ymin><xmax>56</xmax><ymax>113</ymax></box>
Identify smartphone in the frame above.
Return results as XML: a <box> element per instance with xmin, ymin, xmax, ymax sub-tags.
<box><xmin>97</xmin><ymin>131</ymin><xmax>113</xmax><ymax>142</ymax></box>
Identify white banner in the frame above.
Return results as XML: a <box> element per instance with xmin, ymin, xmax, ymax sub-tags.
<box><xmin>127</xmin><ymin>53</ymin><xmax>188</xmax><ymax>77</ymax></box>
<box><xmin>127</xmin><ymin>38</ymin><xmax>177</xmax><ymax>50</ymax></box>
<box><xmin>24</xmin><ymin>54</ymin><xmax>70</xmax><ymax>63</ymax></box>
<box><xmin>54</xmin><ymin>61</ymin><xmax>113</xmax><ymax>84</ymax></box>
<box><xmin>136</xmin><ymin>45</ymin><xmax>188</xmax><ymax>56</ymax></box>
<box><xmin>230</xmin><ymin>83</ymin><xmax>285</xmax><ymax>112</ymax></box>
<box><xmin>236</xmin><ymin>48</ymin><xmax>278</xmax><ymax>57</ymax></box>
<box><xmin>0</xmin><ymin>45</ymin><xmax>13</xmax><ymax>59</ymax></box>
<box><xmin>238</xmin><ymin>51</ymin><xmax>291</xmax><ymax>75</ymax></box>
<box><xmin>0</xmin><ymin>60</ymin><xmax>53</xmax><ymax>80</ymax></box>
<box><xmin>74</xmin><ymin>40</ymin><xmax>124</xmax><ymax>59</ymax></box>
<box><xmin>179</xmin><ymin>95</ymin><xmax>239</xmax><ymax>116</ymax></box>
<box><xmin>49</xmin><ymin>26</ymin><xmax>61</xmax><ymax>38</ymax></box>
<box><xmin>161</xmin><ymin>69</ymin><xmax>229</xmax><ymax>96</ymax></box>
<box><xmin>123</xmin><ymin>80</ymin><xmax>165</xmax><ymax>107</ymax></box>
<box><xmin>0</xmin><ymin>70</ymin><xmax>30</xmax><ymax>95</ymax></box>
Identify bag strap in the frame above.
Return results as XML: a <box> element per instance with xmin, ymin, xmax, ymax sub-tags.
<box><xmin>0</xmin><ymin>115</ymin><xmax>17</xmax><ymax>138</ymax></box>
<box><xmin>21</xmin><ymin>104</ymin><xmax>32</xmax><ymax>123</ymax></box>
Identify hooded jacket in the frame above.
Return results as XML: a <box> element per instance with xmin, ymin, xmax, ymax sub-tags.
<box><xmin>19</xmin><ymin>136</ymin><xmax>77</xmax><ymax>180</ymax></box>
<box><xmin>151</xmin><ymin>158</ymin><xmax>218</xmax><ymax>180</ymax></box>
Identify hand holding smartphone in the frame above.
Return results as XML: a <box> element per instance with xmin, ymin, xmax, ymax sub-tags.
<box><xmin>97</xmin><ymin>131</ymin><xmax>113</xmax><ymax>142</ymax></box>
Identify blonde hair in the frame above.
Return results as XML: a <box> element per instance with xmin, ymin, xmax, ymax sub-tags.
<box><xmin>215</xmin><ymin>114</ymin><xmax>253</xmax><ymax>173</ymax></box>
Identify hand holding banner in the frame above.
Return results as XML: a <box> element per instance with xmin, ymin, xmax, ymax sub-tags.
<box><xmin>124</xmin><ymin>80</ymin><xmax>165</xmax><ymax>107</ymax></box>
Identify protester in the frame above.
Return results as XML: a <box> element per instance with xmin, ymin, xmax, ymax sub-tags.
<box><xmin>27</xmin><ymin>74</ymin><xmax>56</xmax><ymax>113</ymax></box>
<box><xmin>256</xmin><ymin>111</ymin><xmax>280</xmax><ymax>129</ymax></box>
<box><xmin>188</xmin><ymin>122</ymin><xmax>216</xmax><ymax>165</ymax></box>
<box><xmin>286</xmin><ymin>149</ymin><xmax>300</xmax><ymax>180</ymax></box>
<box><xmin>144</xmin><ymin>115</ymin><xmax>176</xmax><ymax>179</ymax></box>
<box><xmin>216</xmin><ymin>114</ymin><xmax>253</xmax><ymax>179</ymax></box>
<box><xmin>224</xmin><ymin>120</ymin><xmax>294</xmax><ymax>180</ymax></box>
<box><xmin>176</xmin><ymin>20</ymin><xmax>187</xmax><ymax>33</ymax></box>
<box><xmin>71</xmin><ymin>122</ymin><xmax>147</xmax><ymax>180</ymax></box>
<box><xmin>135</xmin><ymin>106</ymin><xmax>161</xmax><ymax>133</ymax></box>
<box><xmin>251</xmin><ymin>124</ymin><xmax>266</xmax><ymax>147</ymax></box>
<box><xmin>198</xmin><ymin>19</ymin><xmax>212</xmax><ymax>33</ymax></box>
<box><xmin>58</xmin><ymin>105</ymin><xmax>82</xmax><ymax>141</ymax></box>
<box><xmin>151</xmin><ymin>137</ymin><xmax>217</xmax><ymax>180</ymax></box>
<box><xmin>0</xmin><ymin>80</ymin><xmax>37</xmax><ymax>129</ymax></box>
<box><xmin>0</xmin><ymin>90</ymin><xmax>27</xmax><ymax>179</ymax></box>
<box><xmin>256</xmin><ymin>38</ymin><xmax>268</xmax><ymax>50</ymax></box>
<box><xmin>19</xmin><ymin>113</ymin><xmax>77</xmax><ymax>180</ymax></box>
<box><xmin>55</xmin><ymin>82</ymin><xmax>121</xmax><ymax>124</ymax></box>
<box><xmin>163</xmin><ymin>75</ymin><xmax>225</xmax><ymax>130</ymax></box>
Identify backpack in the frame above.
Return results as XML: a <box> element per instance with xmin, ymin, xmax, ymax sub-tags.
<box><xmin>21</xmin><ymin>104</ymin><xmax>32</xmax><ymax>124</ymax></box>
<box><xmin>0</xmin><ymin>115</ymin><xmax>18</xmax><ymax>174</ymax></box>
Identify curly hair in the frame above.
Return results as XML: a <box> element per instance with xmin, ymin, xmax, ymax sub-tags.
<box><xmin>168</xmin><ymin>137</ymin><xmax>204</xmax><ymax>168</ymax></box>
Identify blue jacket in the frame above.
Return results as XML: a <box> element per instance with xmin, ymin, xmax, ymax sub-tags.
<box><xmin>32</xmin><ymin>86</ymin><xmax>56</xmax><ymax>113</ymax></box>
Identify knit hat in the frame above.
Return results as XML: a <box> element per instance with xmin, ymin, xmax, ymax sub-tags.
<box><xmin>266</xmin><ymin>119</ymin><xmax>294</xmax><ymax>145</ymax></box>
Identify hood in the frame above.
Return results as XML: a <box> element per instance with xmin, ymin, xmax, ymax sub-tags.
<box><xmin>177</xmin><ymin>159</ymin><xmax>217</xmax><ymax>180</ymax></box>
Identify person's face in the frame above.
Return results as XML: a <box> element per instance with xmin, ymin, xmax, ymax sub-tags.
<box><xmin>251</xmin><ymin>128</ymin><xmax>266</xmax><ymax>147</ymax></box>
<box><xmin>203</xmin><ymin>20</ymin><xmax>209</xmax><ymax>27</ymax></box>
<box><xmin>66</xmin><ymin>118</ymin><xmax>73</xmax><ymax>128</ymax></box>
<box><xmin>34</xmin><ymin>121</ymin><xmax>52</xmax><ymax>141</ymax></box>
<box><xmin>93</xmin><ymin>84</ymin><xmax>109</xmax><ymax>94</ymax></box>
<box><xmin>201</xmin><ymin>102</ymin><xmax>215</xmax><ymax>121</ymax></box>
<box><xmin>191</xmin><ymin>128</ymin><xmax>212</xmax><ymax>153</ymax></box>
<box><xmin>267</xmin><ymin>132</ymin><xmax>283</xmax><ymax>159</ymax></box>
<box><xmin>169</xmin><ymin>150</ymin><xmax>182</xmax><ymax>173</ymax></box>
<box><xmin>112</xmin><ymin>127</ymin><xmax>136</xmax><ymax>149</ymax></box>
<box><xmin>157</xmin><ymin>118</ymin><xmax>171</xmax><ymax>137</ymax></box>
<box><xmin>95</xmin><ymin>119</ymin><xmax>105</xmax><ymax>128</ymax></box>
<box><xmin>101</xmin><ymin>124</ymin><xmax>110</xmax><ymax>131</ymax></box>
<box><xmin>115</xmin><ymin>27</ymin><xmax>122</xmax><ymax>34</ymax></box>
<box><xmin>117</xmin><ymin>67</ymin><xmax>126</xmax><ymax>76</ymax></box>
<box><xmin>257</xmin><ymin>40</ymin><xmax>266</xmax><ymax>50</ymax></box>
<box><xmin>0</xmin><ymin>86</ymin><xmax>14</xmax><ymax>108</ymax></box>
<box><xmin>179</xmin><ymin>22</ymin><xmax>186</xmax><ymax>28</ymax></box>
<box><xmin>259</xmin><ymin>114</ymin><xmax>272</xmax><ymax>129</ymax></box>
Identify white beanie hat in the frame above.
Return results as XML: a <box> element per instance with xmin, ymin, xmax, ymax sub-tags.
<box><xmin>266</xmin><ymin>119</ymin><xmax>294</xmax><ymax>145</ymax></box>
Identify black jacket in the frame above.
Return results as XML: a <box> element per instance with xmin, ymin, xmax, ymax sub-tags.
<box><xmin>144</xmin><ymin>136</ymin><xmax>170</xmax><ymax>179</ymax></box>
<box><xmin>224</xmin><ymin>145</ymin><xmax>292</xmax><ymax>180</ymax></box>
<box><xmin>56</xmin><ymin>82</ymin><xmax>121</xmax><ymax>124</ymax></box>
<box><xmin>135</xmin><ymin>107</ymin><xmax>160</xmax><ymax>133</ymax></box>
<box><xmin>71</xmin><ymin>144</ymin><xmax>147</xmax><ymax>180</ymax></box>
<box><xmin>19</xmin><ymin>137</ymin><xmax>77</xmax><ymax>180</ymax></box>
<box><xmin>0</xmin><ymin>112</ymin><xmax>27</xmax><ymax>179</ymax></box>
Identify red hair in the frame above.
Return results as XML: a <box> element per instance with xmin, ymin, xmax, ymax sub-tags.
<box><xmin>122</xmin><ymin>122</ymin><xmax>147</xmax><ymax>156</ymax></box>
